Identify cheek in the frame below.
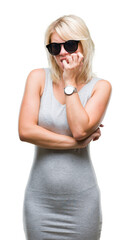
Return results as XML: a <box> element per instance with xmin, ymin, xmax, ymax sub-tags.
<box><xmin>54</xmin><ymin>56</ymin><xmax>63</xmax><ymax>69</ymax></box>
<box><xmin>54</xmin><ymin>56</ymin><xmax>59</xmax><ymax>64</ymax></box>
<box><xmin>77</xmin><ymin>43</ymin><xmax>83</xmax><ymax>54</ymax></box>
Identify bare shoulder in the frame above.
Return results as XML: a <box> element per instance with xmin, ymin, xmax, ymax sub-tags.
<box><xmin>26</xmin><ymin>68</ymin><xmax>45</xmax><ymax>96</ymax></box>
<box><xmin>92</xmin><ymin>79</ymin><xmax>112</xmax><ymax>96</ymax></box>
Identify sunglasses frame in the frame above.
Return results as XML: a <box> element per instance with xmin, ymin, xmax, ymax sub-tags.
<box><xmin>46</xmin><ymin>40</ymin><xmax>80</xmax><ymax>56</ymax></box>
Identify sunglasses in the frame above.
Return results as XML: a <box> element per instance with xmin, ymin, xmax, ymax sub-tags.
<box><xmin>46</xmin><ymin>40</ymin><xmax>80</xmax><ymax>56</ymax></box>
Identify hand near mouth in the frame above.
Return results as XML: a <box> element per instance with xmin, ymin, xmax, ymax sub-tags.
<box><xmin>62</xmin><ymin>52</ymin><xmax>84</xmax><ymax>83</ymax></box>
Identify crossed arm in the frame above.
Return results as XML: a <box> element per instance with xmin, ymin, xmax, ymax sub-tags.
<box><xmin>62</xmin><ymin>52</ymin><xmax>112</xmax><ymax>141</ymax></box>
<box><xmin>65</xmin><ymin>79</ymin><xmax>112</xmax><ymax>141</ymax></box>
<box><xmin>18</xmin><ymin>69</ymin><xmax>107</xmax><ymax>149</ymax></box>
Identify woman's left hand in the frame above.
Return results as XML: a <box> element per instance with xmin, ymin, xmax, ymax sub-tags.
<box><xmin>62</xmin><ymin>52</ymin><xmax>84</xmax><ymax>83</ymax></box>
<box><xmin>92</xmin><ymin>124</ymin><xmax>104</xmax><ymax>141</ymax></box>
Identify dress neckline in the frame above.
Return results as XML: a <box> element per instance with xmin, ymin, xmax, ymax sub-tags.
<box><xmin>51</xmin><ymin>80</ymin><xmax>90</xmax><ymax>107</ymax></box>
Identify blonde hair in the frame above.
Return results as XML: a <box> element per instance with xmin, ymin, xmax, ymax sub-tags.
<box><xmin>44</xmin><ymin>15</ymin><xmax>96</xmax><ymax>84</ymax></box>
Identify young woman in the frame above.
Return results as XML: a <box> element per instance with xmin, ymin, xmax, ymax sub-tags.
<box><xmin>18</xmin><ymin>14</ymin><xmax>112</xmax><ymax>240</ymax></box>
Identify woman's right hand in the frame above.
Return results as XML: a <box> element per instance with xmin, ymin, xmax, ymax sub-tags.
<box><xmin>75</xmin><ymin>124</ymin><xmax>104</xmax><ymax>149</ymax></box>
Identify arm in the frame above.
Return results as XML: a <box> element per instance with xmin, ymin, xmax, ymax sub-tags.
<box><xmin>19</xmin><ymin>124</ymin><xmax>77</xmax><ymax>150</ymax></box>
<box><xmin>63</xmin><ymin>53</ymin><xmax>112</xmax><ymax>140</ymax></box>
<box><xmin>19</xmin><ymin>124</ymin><xmax>101</xmax><ymax>150</ymax></box>
<box><xmin>18</xmin><ymin>68</ymin><xmax>101</xmax><ymax>149</ymax></box>
<box><xmin>65</xmin><ymin>79</ymin><xmax>112</xmax><ymax>140</ymax></box>
<box><xmin>18</xmin><ymin>69</ymin><xmax>76</xmax><ymax>149</ymax></box>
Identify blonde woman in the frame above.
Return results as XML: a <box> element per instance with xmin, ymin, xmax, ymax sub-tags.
<box><xmin>18</xmin><ymin>15</ymin><xmax>112</xmax><ymax>240</ymax></box>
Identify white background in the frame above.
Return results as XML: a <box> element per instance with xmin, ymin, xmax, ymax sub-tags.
<box><xmin>0</xmin><ymin>0</ymin><xmax>130</xmax><ymax>239</ymax></box>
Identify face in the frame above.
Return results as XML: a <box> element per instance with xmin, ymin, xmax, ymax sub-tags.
<box><xmin>51</xmin><ymin>32</ymin><xmax>83</xmax><ymax>71</ymax></box>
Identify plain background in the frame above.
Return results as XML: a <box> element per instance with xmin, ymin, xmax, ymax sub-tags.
<box><xmin>0</xmin><ymin>0</ymin><xmax>130</xmax><ymax>239</ymax></box>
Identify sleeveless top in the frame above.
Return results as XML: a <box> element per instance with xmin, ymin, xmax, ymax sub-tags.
<box><xmin>26</xmin><ymin>68</ymin><xmax>102</xmax><ymax>195</ymax></box>
<box><xmin>38</xmin><ymin>68</ymin><xmax>101</xmax><ymax>136</ymax></box>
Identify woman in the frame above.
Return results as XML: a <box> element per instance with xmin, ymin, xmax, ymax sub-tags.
<box><xmin>18</xmin><ymin>15</ymin><xmax>112</xmax><ymax>240</ymax></box>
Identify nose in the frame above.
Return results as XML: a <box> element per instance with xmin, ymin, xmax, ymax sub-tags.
<box><xmin>59</xmin><ymin>44</ymin><xmax>68</xmax><ymax>55</ymax></box>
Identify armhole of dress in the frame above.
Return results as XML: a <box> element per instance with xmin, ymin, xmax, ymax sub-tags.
<box><xmin>88</xmin><ymin>77</ymin><xmax>103</xmax><ymax>99</ymax></box>
<box><xmin>41</xmin><ymin>68</ymin><xmax>49</xmax><ymax>98</ymax></box>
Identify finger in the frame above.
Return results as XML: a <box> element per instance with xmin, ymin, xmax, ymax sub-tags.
<box><xmin>95</xmin><ymin>132</ymin><xmax>101</xmax><ymax>137</ymax></box>
<box><xmin>62</xmin><ymin>60</ymin><xmax>68</xmax><ymax>68</ymax></box>
<box><xmin>77</xmin><ymin>52</ymin><xmax>84</xmax><ymax>63</ymax></box>
<box><xmin>93</xmin><ymin>133</ymin><xmax>101</xmax><ymax>141</ymax></box>
<box><xmin>63</xmin><ymin>56</ymin><xmax>72</xmax><ymax>67</ymax></box>
<box><xmin>84</xmin><ymin>135</ymin><xmax>93</xmax><ymax>144</ymax></box>
<box><xmin>67</xmin><ymin>56</ymin><xmax>73</xmax><ymax>64</ymax></box>
<box><xmin>71</xmin><ymin>53</ymin><xmax>78</xmax><ymax>63</ymax></box>
<box><xmin>93</xmin><ymin>137</ymin><xmax>99</xmax><ymax>141</ymax></box>
<box><xmin>96</xmin><ymin>130</ymin><xmax>101</xmax><ymax>136</ymax></box>
<box><xmin>95</xmin><ymin>128</ymin><xmax>101</xmax><ymax>134</ymax></box>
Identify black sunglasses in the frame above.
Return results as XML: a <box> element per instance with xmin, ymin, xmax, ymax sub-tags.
<box><xmin>46</xmin><ymin>40</ymin><xmax>80</xmax><ymax>56</ymax></box>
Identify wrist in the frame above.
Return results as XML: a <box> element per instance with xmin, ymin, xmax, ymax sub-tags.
<box><xmin>64</xmin><ymin>80</ymin><xmax>77</xmax><ymax>87</ymax></box>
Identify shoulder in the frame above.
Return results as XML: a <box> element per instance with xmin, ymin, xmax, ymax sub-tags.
<box><xmin>91</xmin><ymin>79</ymin><xmax>112</xmax><ymax>97</ymax></box>
<box><xmin>26</xmin><ymin>68</ymin><xmax>46</xmax><ymax>96</ymax></box>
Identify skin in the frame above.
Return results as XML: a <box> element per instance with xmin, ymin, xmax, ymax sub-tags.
<box><xmin>18</xmin><ymin>67</ymin><xmax>102</xmax><ymax>149</ymax></box>
<box><xmin>51</xmin><ymin>32</ymin><xmax>112</xmax><ymax>140</ymax></box>
<box><xmin>18</xmin><ymin>31</ymin><xmax>110</xmax><ymax>149</ymax></box>
<box><xmin>52</xmin><ymin>32</ymin><xmax>84</xmax><ymax>87</ymax></box>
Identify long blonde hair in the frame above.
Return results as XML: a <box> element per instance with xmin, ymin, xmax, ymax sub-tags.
<box><xmin>45</xmin><ymin>15</ymin><xmax>96</xmax><ymax>84</ymax></box>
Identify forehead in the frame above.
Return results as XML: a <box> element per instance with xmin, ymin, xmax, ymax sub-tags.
<box><xmin>51</xmin><ymin>32</ymin><xmax>65</xmax><ymax>43</ymax></box>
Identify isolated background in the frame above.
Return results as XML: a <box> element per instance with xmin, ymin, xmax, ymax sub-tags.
<box><xmin>0</xmin><ymin>0</ymin><xmax>130</xmax><ymax>239</ymax></box>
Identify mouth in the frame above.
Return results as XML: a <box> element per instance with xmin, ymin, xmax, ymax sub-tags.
<box><xmin>60</xmin><ymin>57</ymin><xmax>70</xmax><ymax>65</ymax></box>
<box><xmin>60</xmin><ymin>57</ymin><xmax>67</xmax><ymax>62</ymax></box>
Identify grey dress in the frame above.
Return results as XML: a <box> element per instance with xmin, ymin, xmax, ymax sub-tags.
<box><xmin>23</xmin><ymin>68</ymin><xmax>102</xmax><ymax>240</ymax></box>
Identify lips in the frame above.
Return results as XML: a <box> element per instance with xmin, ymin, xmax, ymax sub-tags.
<box><xmin>60</xmin><ymin>57</ymin><xmax>70</xmax><ymax>64</ymax></box>
<box><xmin>60</xmin><ymin>57</ymin><xmax>67</xmax><ymax>62</ymax></box>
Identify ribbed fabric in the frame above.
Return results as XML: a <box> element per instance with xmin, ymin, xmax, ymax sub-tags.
<box><xmin>23</xmin><ymin>68</ymin><xmax>102</xmax><ymax>240</ymax></box>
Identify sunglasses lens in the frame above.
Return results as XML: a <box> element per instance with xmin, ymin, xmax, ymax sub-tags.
<box><xmin>65</xmin><ymin>40</ymin><xmax>79</xmax><ymax>53</ymax></box>
<box><xmin>46</xmin><ymin>40</ymin><xmax>79</xmax><ymax>55</ymax></box>
<box><xmin>46</xmin><ymin>43</ymin><xmax>60</xmax><ymax>55</ymax></box>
